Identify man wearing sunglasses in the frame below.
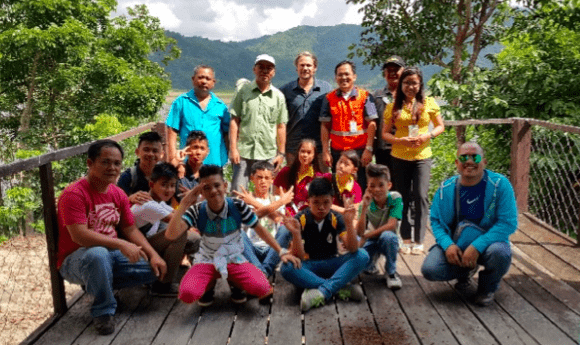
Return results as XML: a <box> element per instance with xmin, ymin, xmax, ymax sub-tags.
<box><xmin>421</xmin><ymin>142</ymin><xmax>517</xmax><ymax>306</ymax></box>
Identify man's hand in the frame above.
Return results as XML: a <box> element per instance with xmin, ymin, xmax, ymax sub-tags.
<box><xmin>181</xmin><ymin>184</ymin><xmax>202</xmax><ymax>208</ymax></box>
<box><xmin>272</xmin><ymin>155</ymin><xmax>284</xmax><ymax>173</ymax></box>
<box><xmin>177</xmin><ymin>184</ymin><xmax>190</xmax><ymax>199</ymax></box>
<box><xmin>280</xmin><ymin>252</ymin><xmax>301</xmax><ymax>268</ymax></box>
<box><xmin>322</xmin><ymin>150</ymin><xmax>332</xmax><ymax>167</ymax></box>
<box><xmin>460</xmin><ymin>245</ymin><xmax>480</xmax><ymax>268</ymax></box>
<box><xmin>129</xmin><ymin>191</ymin><xmax>153</xmax><ymax>205</ymax></box>
<box><xmin>361</xmin><ymin>149</ymin><xmax>373</xmax><ymax>167</ymax></box>
<box><xmin>230</xmin><ymin>147</ymin><xmax>240</xmax><ymax>165</ymax></box>
<box><xmin>149</xmin><ymin>254</ymin><xmax>167</xmax><ymax>281</ymax></box>
<box><xmin>445</xmin><ymin>244</ymin><xmax>463</xmax><ymax>266</ymax></box>
<box><xmin>119</xmin><ymin>240</ymin><xmax>148</xmax><ymax>263</ymax></box>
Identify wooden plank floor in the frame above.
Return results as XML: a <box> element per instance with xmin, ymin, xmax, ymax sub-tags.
<box><xmin>31</xmin><ymin>214</ymin><xmax>580</xmax><ymax>345</ymax></box>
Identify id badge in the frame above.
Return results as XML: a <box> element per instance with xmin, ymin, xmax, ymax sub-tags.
<box><xmin>349</xmin><ymin>120</ymin><xmax>358</xmax><ymax>133</ymax></box>
<box><xmin>408</xmin><ymin>124</ymin><xmax>419</xmax><ymax>138</ymax></box>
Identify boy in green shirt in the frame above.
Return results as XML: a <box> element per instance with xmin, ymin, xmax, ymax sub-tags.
<box><xmin>356</xmin><ymin>163</ymin><xmax>403</xmax><ymax>290</ymax></box>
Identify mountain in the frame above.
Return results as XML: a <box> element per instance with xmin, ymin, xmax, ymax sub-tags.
<box><xmin>154</xmin><ymin>25</ymin><xmax>501</xmax><ymax>91</ymax></box>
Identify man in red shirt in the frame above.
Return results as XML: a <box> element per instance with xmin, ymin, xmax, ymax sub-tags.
<box><xmin>57</xmin><ymin>140</ymin><xmax>166</xmax><ymax>335</ymax></box>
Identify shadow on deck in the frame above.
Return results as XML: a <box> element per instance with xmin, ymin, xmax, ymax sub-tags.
<box><xmin>29</xmin><ymin>213</ymin><xmax>580</xmax><ymax>345</ymax></box>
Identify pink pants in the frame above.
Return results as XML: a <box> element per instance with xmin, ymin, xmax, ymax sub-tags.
<box><xmin>178</xmin><ymin>262</ymin><xmax>272</xmax><ymax>304</ymax></box>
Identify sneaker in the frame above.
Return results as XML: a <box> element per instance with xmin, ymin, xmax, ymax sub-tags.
<box><xmin>337</xmin><ymin>283</ymin><xmax>364</xmax><ymax>302</ymax></box>
<box><xmin>386</xmin><ymin>273</ymin><xmax>402</xmax><ymax>290</ymax></box>
<box><xmin>475</xmin><ymin>292</ymin><xmax>495</xmax><ymax>306</ymax></box>
<box><xmin>399</xmin><ymin>243</ymin><xmax>412</xmax><ymax>255</ymax></box>
<box><xmin>93</xmin><ymin>315</ymin><xmax>115</xmax><ymax>335</ymax></box>
<box><xmin>455</xmin><ymin>266</ymin><xmax>478</xmax><ymax>292</ymax></box>
<box><xmin>411</xmin><ymin>244</ymin><xmax>424</xmax><ymax>255</ymax></box>
<box><xmin>258</xmin><ymin>290</ymin><xmax>273</xmax><ymax>305</ymax></box>
<box><xmin>300</xmin><ymin>289</ymin><xmax>325</xmax><ymax>312</ymax></box>
<box><xmin>230</xmin><ymin>285</ymin><xmax>247</xmax><ymax>304</ymax></box>
<box><xmin>150</xmin><ymin>282</ymin><xmax>179</xmax><ymax>297</ymax></box>
<box><xmin>198</xmin><ymin>288</ymin><xmax>215</xmax><ymax>307</ymax></box>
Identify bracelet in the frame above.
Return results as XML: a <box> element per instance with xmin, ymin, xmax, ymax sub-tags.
<box><xmin>277</xmin><ymin>150</ymin><xmax>285</xmax><ymax>157</ymax></box>
<box><xmin>365</xmin><ymin>145</ymin><xmax>373</xmax><ymax>152</ymax></box>
<box><xmin>429</xmin><ymin>132</ymin><xmax>435</xmax><ymax>139</ymax></box>
<box><xmin>279</xmin><ymin>248</ymin><xmax>289</xmax><ymax>257</ymax></box>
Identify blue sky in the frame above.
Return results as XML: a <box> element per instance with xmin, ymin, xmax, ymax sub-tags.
<box><xmin>115</xmin><ymin>0</ymin><xmax>364</xmax><ymax>41</ymax></box>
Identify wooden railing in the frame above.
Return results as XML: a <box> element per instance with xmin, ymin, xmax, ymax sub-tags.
<box><xmin>1</xmin><ymin>117</ymin><xmax>579</xmax><ymax>343</ymax></box>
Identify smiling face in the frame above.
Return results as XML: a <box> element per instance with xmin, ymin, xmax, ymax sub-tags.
<box><xmin>150</xmin><ymin>177</ymin><xmax>177</xmax><ymax>202</ymax></box>
<box><xmin>253</xmin><ymin>61</ymin><xmax>276</xmax><ymax>86</ymax></box>
<box><xmin>366</xmin><ymin>176</ymin><xmax>391</xmax><ymax>204</ymax></box>
<box><xmin>135</xmin><ymin>140</ymin><xmax>163</xmax><ymax>170</ymax></box>
<box><xmin>192</xmin><ymin>68</ymin><xmax>215</xmax><ymax>94</ymax></box>
<box><xmin>335</xmin><ymin>64</ymin><xmax>357</xmax><ymax>94</ymax></box>
<box><xmin>296</xmin><ymin>56</ymin><xmax>317</xmax><ymax>82</ymax></box>
<box><xmin>384</xmin><ymin>64</ymin><xmax>403</xmax><ymax>90</ymax></box>
<box><xmin>401</xmin><ymin>74</ymin><xmax>422</xmax><ymax>101</ymax></box>
<box><xmin>87</xmin><ymin>146</ymin><xmax>123</xmax><ymax>186</ymax></box>
<box><xmin>200</xmin><ymin>174</ymin><xmax>227</xmax><ymax>212</ymax></box>
<box><xmin>456</xmin><ymin>143</ymin><xmax>487</xmax><ymax>185</ymax></box>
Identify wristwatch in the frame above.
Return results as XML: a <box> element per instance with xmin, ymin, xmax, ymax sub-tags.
<box><xmin>277</xmin><ymin>150</ymin><xmax>285</xmax><ymax>157</ymax></box>
<box><xmin>365</xmin><ymin>145</ymin><xmax>373</xmax><ymax>152</ymax></box>
<box><xmin>279</xmin><ymin>248</ymin><xmax>289</xmax><ymax>257</ymax></box>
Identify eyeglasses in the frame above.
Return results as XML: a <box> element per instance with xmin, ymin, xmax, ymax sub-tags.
<box><xmin>458</xmin><ymin>154</ymin><xmax>482</xmax><ymax>164</ymax></box>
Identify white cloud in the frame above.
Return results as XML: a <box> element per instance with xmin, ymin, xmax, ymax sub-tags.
<box><xmin>115</xmin><ymin>0</ymin><xmax>365</xmax><ymax>41</ymax></box>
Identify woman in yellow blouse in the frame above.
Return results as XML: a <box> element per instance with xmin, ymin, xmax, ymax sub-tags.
<box><xmin>382</xmin><ymin>67</ymin><xmax>445</xmax><ymax>255</ymax></box>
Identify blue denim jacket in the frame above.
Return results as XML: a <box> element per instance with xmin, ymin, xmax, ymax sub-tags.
<box><xmin>430</xmin><ymin>169</ymin><xmax>518</xmax><ymax>253</ymax></box>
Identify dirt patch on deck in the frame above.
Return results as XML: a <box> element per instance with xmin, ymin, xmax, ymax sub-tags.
<box><xmin>0</xmin><ymin>235</ymin><xmax>81</xmax><ymax>345</ymax></box>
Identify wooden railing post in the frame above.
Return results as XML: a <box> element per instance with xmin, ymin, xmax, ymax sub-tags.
<box><xmin>152</xmin><ymin>122</ymin><xmax>169</xmax><ymax>162</ymax></box>
<box><xmin>510</xmin><ymin>119</ymin><xmax>531</xmax><ymax>213</ymax></box>
<box><xmin>39</xmin><ymin>163</ymin><xmax>68</xmax><ymax>315</ymax></box>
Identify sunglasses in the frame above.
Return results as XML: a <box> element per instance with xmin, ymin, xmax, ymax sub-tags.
<box><xmin>458</xmin><ymin>154</ymin><xmax>482</xmax><ymax>164</ymax></box>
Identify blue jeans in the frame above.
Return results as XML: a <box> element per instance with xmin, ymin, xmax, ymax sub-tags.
<box><xmin>242</xmin><ymin>226</ymin><xmax>292</xmax><ymax>278</ymax></box>
<box><xmin>59</xmin><ymin>247</ymin><xmax>158</xmax><ymax>318</ymax></box>
<box><xmin>280</xmin><ymin>249</ymin><xmax>369</xmax><ymax>300</ymax></box>
<box><xmin>362</xmin><ymin>231</ymin><xmax>399</xmax><ymax>275</ymax></box>
<box><xmin>421</xmin><ymin>242</ymin><xmax>512</xmax><ymax>294</ymax></box>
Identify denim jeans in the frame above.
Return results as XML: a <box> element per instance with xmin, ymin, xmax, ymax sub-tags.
<box><xmin>242</xmin><ymin>225</ymin><xmax>292</xmax><ymax>278</ymax></box>
<box><xmin>59</xmin><ymin>247</ymin><xmax>158</xmax><ymax>318</ymax></box>
<box><xmin>421</xmin><ymin>242</ymin><xmax>512</xmax><ymax>294</ymax></box>
<box><xmin>362</xmin><ymin>231</ymin><xmax>399</xmax><ymax>275</ymax></box>
<box><xmin>280</xmin><ymin>249</ymin><xmax>369</xmax><ymax>300</ymax></box>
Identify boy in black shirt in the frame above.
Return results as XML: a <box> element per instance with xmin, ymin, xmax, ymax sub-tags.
<box><xmin>281</xmin><ymin>177</ymin><xmax>369</xmax><ymax>311</ymax></box>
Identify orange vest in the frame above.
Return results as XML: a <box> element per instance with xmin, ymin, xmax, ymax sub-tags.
<box><xmin>327</xmin><ymin>89</ymin><xmax>369</xmax><ymax>150</ymax></box>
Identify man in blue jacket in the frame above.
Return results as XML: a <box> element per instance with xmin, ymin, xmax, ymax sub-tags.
<box><xmin>421</xmin><ymin>142</ymin><xmax>517</xmax><ymax>306</ymax></box>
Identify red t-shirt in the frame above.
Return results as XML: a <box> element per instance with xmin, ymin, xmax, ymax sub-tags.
<box><xmin>57</xmin><ymin>178</ymin><xmax>134</xmax><ymax>268</ymax></box>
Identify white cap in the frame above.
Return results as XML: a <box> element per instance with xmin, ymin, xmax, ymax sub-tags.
<box><xmin>255</xmin><ymin>54</ymin><xmax>275</xmax><ymax>66</ymax></box>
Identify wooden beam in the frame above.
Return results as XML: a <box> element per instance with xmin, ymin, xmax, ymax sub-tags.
<box><xmin>510</xmin><ymin>119</ymin><xmax>531</xmax><ymax>212</ymax></box>
<box><xmin>39</xmin><ymin>163</ymin><xmax>68</xmax><ymax>315</ymax></box>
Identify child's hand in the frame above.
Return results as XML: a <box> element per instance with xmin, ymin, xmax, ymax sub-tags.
<box><xmin>361</xmin><ymin>189</ymin><xmax>372</xmax><ymax>207</ymax></box>
<box><xmin>177</xmin><ymin>184</ymin><xmax>190</xmax><ymax>199</ymax></box>
<box><xmin>278</xmin><ymin>186</ymin><xmax>294</xmax><ymax>205</ymax></box>
<box><xmin>181</xmin><ymin>184</ymin><xmax>202</xmax><ymax>208</ymax></box>
<box><xmin>342</xmin><ymin>196</ymin><xmax>356</xmax><ymax>224</ymax></box>
<box><xmin>283</xmin><ymin>216</ymin><xmax>301</xmax><ymax>235</ymax></box>
<box><xmin>280</xmin><ymin>252</ymin><xmax>301</xmax><ymax>268</ymax></box>
<box><xmin>232</xmin><ymin>186</ymin><xmax>257</xmax><ymax>206</ymax></box>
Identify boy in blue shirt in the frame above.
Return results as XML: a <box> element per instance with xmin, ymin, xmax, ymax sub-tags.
<box><xmin>281</xmin><ymin>177</ymin><xmax>369</xmax><ymax>311</ymax></box>
<box><xmin>356</xmin><ymin>163</ymin><xmax>403</xmax><ymax>290</ymax></box>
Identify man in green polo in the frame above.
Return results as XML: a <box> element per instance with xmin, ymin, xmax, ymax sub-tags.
<box><xmin>229</xmin><ymin>54</ymin><xmax>288</xmax><ymax>192</ymax></box>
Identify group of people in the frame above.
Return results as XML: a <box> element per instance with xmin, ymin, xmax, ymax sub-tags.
<box><xmin>56</xmin><ymin>51</ymin><xmax>518</xmax><ymax>336</ymax></box>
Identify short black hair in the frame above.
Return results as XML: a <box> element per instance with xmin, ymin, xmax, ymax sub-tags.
<box><xmin>150</xmin><ymin>162</ymin><xmax>178</xmax><ymax>182</ymax></box>
<box><xmin>87</xmin><ymin>140</ymin><xmax>124</xmax><ymax>161</ymax></box>
<box><xmin>251</xmin><ymin>161</ymin><xmax>275</xmax><ymax>176</ymax></box>
<box><xmin>138</xmin><ymin>131</ymin><xmax>163</xmax><ymax>147</ymax></box>
<box><xmin>308</xmin><ymin>177</ymin><xmax>334</xmax><ymax>198</ymax></box>
<box><xmin>199</xmin><ymin>164</ymin><xmax>223</xmax><ymax>180</ymax></box>
<box><xmin>186</xmin><ymin>130</ymin><xmax>208</xmax><ymax>146</ymax></box>
<box><xmin>335</xmin><ymin>60</ymin><xmax>356</xmax><ymax>75</ymax></box>
<box><xmin>340</xmin><ymin>150</ymin><xmax>360</xmax><ymax>169</ymax></box>
<box><xmin>365</xmin><ymin>163</ymin><xmax>391</xmax><ymax>182</ymax></box>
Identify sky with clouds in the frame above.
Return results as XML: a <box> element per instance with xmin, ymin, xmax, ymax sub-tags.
<box><xmin>115</xmin><ymin>0</ymin><xmax>364</xmax><ymax>42</ymax></box>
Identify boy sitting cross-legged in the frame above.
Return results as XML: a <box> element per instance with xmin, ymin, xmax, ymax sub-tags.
<box><xmin>355</xmin><ymin>163</ymin><xmax>403</xmax><ymax>290</ymax></box>
<box><xmin>130</xmin><ymin>162</ymin><xmax>199</xmax><ymax>296</ymax></box>
<box><xmin>281</xmin><ymin>177</ymin><xmax>369</xmax><ymax>312</ymax></box>
<box><xmin>233</xmin><ymin>161</ymin><xmax>295</xmax><ymax>280</ymax></box>
<box><xmin>166</xmin><ymin>165</ymin><xmax>300</xmax><ymax>306</ymax></box>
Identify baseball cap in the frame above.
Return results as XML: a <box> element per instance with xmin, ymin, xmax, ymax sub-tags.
<box><xmin>255</xmin><ymin>54</ymin><xmax>276</xmax><ymax>66</ymax></box>
<box><xmin>382</xmin><ymin>55</ymin><xmax>406</xmax><ymax>70</ymax></box>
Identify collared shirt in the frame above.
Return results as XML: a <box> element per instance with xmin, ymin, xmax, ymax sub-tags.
<box><xmin>360</xmin><ymin>191</ymin><xmax>403</xmax><ymax>231</ymax></box>
<box><xmin>373</xmin><ymin>86</ymin><xmax>395</xmax><ymax>150</ymax></box>
<box><xmin>229</xmin><ymin>81</ymin><xmax>288</xmax><ymax>160</ymax></box>
<box><xmin>166</xmin><ymin>90</ymin><xmax>230</xmax><ymax>166</ymax></box>
<box><xmin>319</xmin><ymin>87</ymin><xmax>378</xmax><ymax>124</ymax></box>
<box><xmin>280</xmin><ymin>78</ymin><xmax>333</xmax><ymax>154</ymax></box>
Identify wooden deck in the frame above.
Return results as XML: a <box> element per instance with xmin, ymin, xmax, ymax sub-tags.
<box><xmin>30</xmin><ymin>213</ymin><xmax>580</xmax><ymax>345</ymax></box>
